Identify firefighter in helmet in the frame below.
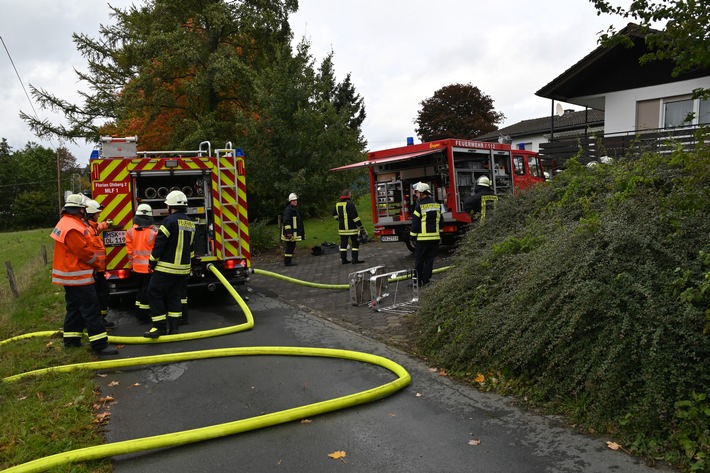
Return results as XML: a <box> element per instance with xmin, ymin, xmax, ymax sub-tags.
<box><xmin>409</xmin><ymin>183</ymin><xmax>443</xmax><ymax>286</ymax></box>
<box><xmin>332</xmin><ymin>189</ymin><xmax>365</xmax><ymax>264</ymax></box>
<box><xmin>125</xmin><ymin>203</ymin><xmax>157</xmax><ymax>324</ymax></box>
<box><xmin>281</xmin><ymin>192</ymin><xmax>305</xmax><ymax>266</ymax></box>
<box><xmin>463</xmin><ymin>176</ymin><xmax>495</xmax><ymax>215</ymax></box>
<box><xmin>50</xmin><ymin>194</ymin><xmax>117</xmax><ymax>355</ymax></box>
<box><xmin>144</xmin><ymin>190</ymin><xmax>195</xmax><ymax>338</ymax></box>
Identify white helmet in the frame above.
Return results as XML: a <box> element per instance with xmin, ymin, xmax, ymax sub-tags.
<box><xmin>64</xmin><ymin>194</ymin><xmax>87</xmax><ymax>208</ymax></box>
<box><xmin>136</xmin><ymin>203</ymin><xmax>153</xmax><ymax>216</ymax></box>
<box><xmin>165</xmin><ymin>190</ymin><xmax>188</xmax><ymax>207</ymax></box>
<box><xmin>415</xmin><ymin>183</ymin><xmax>430</xmax><ymax>193</ymax></box>
<box><xmin>84</xmin><ymin>199</ymin><xmax>102</xmax><ymax>214</ymax></box>
<box><xmin>288</xmin><ymin>193</ymin><xmax>298</xmax><ymax>201</ymax></box>
<box><xmin>476</xmin><ymin>176</ymin><xmax>491</xmax><ymax>187</ymax></box>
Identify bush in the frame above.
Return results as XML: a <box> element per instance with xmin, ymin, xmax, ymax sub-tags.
<box><xmin>415</xmin><ymin>145</ymin><xmax>710</xmax><ymax>470</ymax></box>
<box><xmin>249</xmin><ymin>219</ymin><xmax>280</xmax><ymax>255</ymax></box>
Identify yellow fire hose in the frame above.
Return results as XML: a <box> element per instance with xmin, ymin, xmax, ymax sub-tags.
<box><xmin>1</xmin><ymin>264</ymin><xmax>411</xmax><ymax>473</ymax></box>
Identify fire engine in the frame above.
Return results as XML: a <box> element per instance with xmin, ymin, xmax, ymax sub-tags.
<box><xmin>332</xmin><ymin>138</ymin><xmax>548</xmax><ymax>250</ymax></box>
<box><xmin>90</xmin><ymin>136</ymin><xmax>251</xmax><ymax>297</ymax></box>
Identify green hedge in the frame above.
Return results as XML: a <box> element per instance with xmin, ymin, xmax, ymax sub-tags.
<box><xmin>415</xmin><ymin>144</ymin><xmax>710</xmax><ymax>470</ymax></box>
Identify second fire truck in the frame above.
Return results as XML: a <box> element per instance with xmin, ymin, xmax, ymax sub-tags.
<box><xmin>332</xmin><ymin>138</ymin><xmax>548</xmax><ymax>250</ymax></box>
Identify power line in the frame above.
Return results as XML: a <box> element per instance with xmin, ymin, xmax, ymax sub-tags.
<box><xmin>0</xmin><ymin>35</ymin><xmax>39</xmax><ymax>119</ymax></box>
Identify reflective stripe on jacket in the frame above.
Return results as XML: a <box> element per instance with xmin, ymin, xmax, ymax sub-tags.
<box><xmin>332</xmin><ymin>198</ymin><xmax>362</xmax><ymax>236</ymax></box>
<box><xmin>281</xmin><ymin>204</ymin><xmax>304</xmax><ymax>242</ymax></box>
<box><xmin>126</xmin><ymin>224</ymin><xmax>158</xmax><ymax>274</ymax></box>
<box><xmin>50</xmin><ymin>214</ymin><xmax>98</xmax><ymax>286</ymax></box>
<box><xmin>410</xmin><ymin>196</ymin><xmax>443</xmax><ymax>241</ymax></box>
<box><xmin>150</xmin><ymin>211</ymin><xmax>195</xmax><ymax>275</ymax></box>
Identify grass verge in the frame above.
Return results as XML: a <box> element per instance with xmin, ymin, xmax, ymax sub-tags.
<box><xmin>0</xmin><ymin>229</ymin><xmax>111</xmax><ymax>472</ymax></box>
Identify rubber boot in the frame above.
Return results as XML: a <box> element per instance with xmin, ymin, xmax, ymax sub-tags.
<box><xmin>168</xmin><ymin>318</ymin><xmax>180</xmax><ymax>335</ymax></box>
<box><xmin>143</xmin><ymin>323</ymin><xmax>166</xmax><ymax>339</ymax></box>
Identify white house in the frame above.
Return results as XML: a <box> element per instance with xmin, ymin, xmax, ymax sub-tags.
<box><xmin>536</xmin><ymin>23</ymin><xmax>710</xmax><ymax>137</ymax></box>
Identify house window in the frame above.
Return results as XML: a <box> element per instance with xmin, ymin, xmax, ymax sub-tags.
<box><xmin>664</xmin><ymin>99</ymin><xmax>693</xmax><ymax>127</ymax></box>
<box><xmin>663</xmin><ymin>97</ymin><xmax>710</xmax><ymax>128</ymax></box>
<box><xmin>700</xmin><ymin>98</ymin><xmax>710</xmax><ymax>125</ymax></box>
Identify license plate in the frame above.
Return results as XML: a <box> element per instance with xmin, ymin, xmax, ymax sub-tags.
<box><xmin>103</xmin><ymin>230</ymin><xmax>126</xmax><ymax>247</ymax></box>
<box><xmin>381</xmin><ymin>235</ymin><xmax>399</xmax><ymax>242</ymax></box>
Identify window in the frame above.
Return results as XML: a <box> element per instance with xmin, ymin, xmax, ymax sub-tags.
<box><xmin>528</xmin><ymin>156</ymin><xmax>542</xmax><ymax>178</ymax></box>
<box><xmin>513</xmin><ymin>156</ymin><xmax>525</xmax><ymax>175</ymax></box>
<box><xmin>664</xmin><ymin>99</ymin><xmax>693</xmax><ymax>128</ymax></box>
<box><xmin>663</xmin><ymin>97</ymin><xmax>710</xmax><ymax>128</ymax></box>
<box><xmin>700</xmin><ymin>98</ymin><xmax>710</xmax><ymax>125</ymax></box>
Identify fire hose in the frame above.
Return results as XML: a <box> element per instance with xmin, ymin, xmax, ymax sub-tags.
<box><xmin>1</xmin><ymin>264</ymin><xmax>411</xmax><ymax>473</ymax></box>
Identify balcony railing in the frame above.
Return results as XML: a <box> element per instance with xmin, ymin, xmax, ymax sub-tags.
<box><xmin>539</xmin><ymin>125</ymin><xmax>709</xmax><ymax>167</ymax></box>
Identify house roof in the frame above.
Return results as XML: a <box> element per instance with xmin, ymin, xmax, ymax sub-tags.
<box><xmin>476</xmin><ymin>109</ymin><xmax>605</xmax><ymax>141</ymax></box>
<box><xmin>536</xmin><ymin>23</ymin><xmax>710</xmax><ymax>107</ymax></box>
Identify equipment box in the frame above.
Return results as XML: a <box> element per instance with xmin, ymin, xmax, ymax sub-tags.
<box><xmin>349</xmin><ymin>266</ymin><xmax>386</xmax><ymax>306</ymax></box>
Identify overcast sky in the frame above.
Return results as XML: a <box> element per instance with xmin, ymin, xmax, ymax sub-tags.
<box><xmin>0</xmin><ymin>0</ymin><xmax>630</xmax><ymax>164</ymax></box>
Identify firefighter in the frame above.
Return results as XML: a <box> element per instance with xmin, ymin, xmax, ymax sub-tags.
<box><xmin>409</xmin><ymin>183</ymin><xmax>443</xmax><ymax>286</ymax></box>
<box><xmin>281</xmin><ymin>193</ymin><xmax>304</xmax><ymax>266</ymax></box>
<box><xmin>125</xmin><ymin>203</ymin><xmax>157</xmax><ymax>324</ymax></box>
<box><xmin>50</xmin><ymin>194</ymin><xmax>117</xmax><ymax>355</ymax></box>
<box><xmin>144</xmin><ymin>190</ymin><xmax>195</xmax><ymax>338</ymax></box>
<box><xmin>332</xmin><ymin>189</ymin><xmax>365</xmax><ymax>264</ymax></box>
<box><xmin>84</xmin><ymin>199</ymin><xmax>114</xmax><ymax>329</ymax></box>
<box><xmin>463</xmin><ymin>176</ymin><xmax>495</xmax><ymax>215</ymax></box>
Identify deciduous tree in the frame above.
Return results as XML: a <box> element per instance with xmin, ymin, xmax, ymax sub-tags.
<box><xmin>414</xmin><ymin>83</ymin><xmax>504</xmax><ymax>142</ymax></box>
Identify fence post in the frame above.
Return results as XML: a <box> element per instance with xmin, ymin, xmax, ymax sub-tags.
<box><xmin>41</xmin><ymin>245</ymin><xmax>48</xmax><ymax>265</ymax></box>
<box><xmin>5</xmin><ymin>261</ymin><xmax>19</xmax><ymax>298</ymax></box>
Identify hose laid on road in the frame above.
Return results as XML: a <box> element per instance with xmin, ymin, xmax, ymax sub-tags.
<box><xmin>253</xmin><ymin>268</ymin><xmax>350</xmax><ymax>289</ymax></box>
<box><xmin>252</xmin><ymin>265</ymin><xmax>452</xmax><ymax>288</ymax></box>
<box><xmin>1</xmin><ymin>263</ymin><xmax>411</xmax><ymax>473</ymax></box>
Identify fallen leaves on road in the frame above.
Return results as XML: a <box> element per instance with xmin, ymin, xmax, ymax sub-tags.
<box><xmin>606</xmin><ymin>441</ymin><xmax>623</xmax><ymax>451</ymax></box>
<box><xmin>300</xmin><ymin>419</ymin><xmax>312</xmax><ymax>424</ymax></box>
<box><xmin>474</xmin><ymin>373</ymin><xmax>486</xmax><ymax>383</ymax></box>
<box><xmin>93</xmin><ymin>412</ymin><xmax>111</xmax><ymax>425</ymax></box>
<box><xmin>328</xmin><ymin>450</ymin><xmax>347</xmax><ymax>462</ymax></box>
<box><xmin>468</xmin><ymin>439</ymin><xmax>481</xmax><ymax>446</ymax></box>
<box><xmin>108</xmin><ymin>381</ymin><xmax>119</xmax><ymax>387</ymax></box>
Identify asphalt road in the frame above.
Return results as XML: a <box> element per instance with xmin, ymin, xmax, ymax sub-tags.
<box><xmin>99</xmin><ymin>283</ymin><xmax>674</xmax><ymax>473</ymax></box>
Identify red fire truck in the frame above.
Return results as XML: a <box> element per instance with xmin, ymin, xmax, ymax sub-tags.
<box><xmin>90</xmin><ymin>136</ymin><xmax>251</xmax><ymax>297</ymax></box>
<box><xmin>332</xmin><ymin>138</ymin><xmax>548</xmax><ymax>250</ymax></box>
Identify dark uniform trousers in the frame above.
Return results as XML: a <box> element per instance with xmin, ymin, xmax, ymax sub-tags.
<box><xmin>63</xmin><ymin>284</ymin><xmax>109</xmax><ymax>350</ymax></box>
<box><xmin>148</xmin><ymin>271</ymin><xmax>186</xmax><ymax>331</ymax></box>
<box><xmin>414</xmin><ymin>240</ymin><xmax>439</xmax><ymax>286</ymax></box>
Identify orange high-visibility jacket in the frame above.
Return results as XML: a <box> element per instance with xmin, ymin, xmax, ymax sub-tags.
<box><xmin>50</xmin><ymin>214</ymin><xmax>100</xmax><ymax>286</ymax></box>
<box><xmin>125</xmin><ymin>225</ymin><xmax>158</xmax><ymax>274</ymax></box>
<box><xmin>87</xmin><ymin>220</ymin><xmax>107</xmax><ymax>271</ymax></box>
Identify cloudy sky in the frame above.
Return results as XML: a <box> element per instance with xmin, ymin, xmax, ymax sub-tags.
<box><xmin>0</xmin><ymin>0</ymin><xmax>630</xmax><ymax>164</ymax></box>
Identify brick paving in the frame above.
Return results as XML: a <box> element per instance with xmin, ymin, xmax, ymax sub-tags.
<box><xmin>248</xmin><ymin>240</ymin><xmax>454</xmax><ymax>351</ymax></box>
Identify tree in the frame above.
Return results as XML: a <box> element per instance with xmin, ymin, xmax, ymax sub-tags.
<box><xmin>19</xmin><ymin>0</ymin><xmax>368</xmax><ymax>221</ymax></box>
<box><xmin>243</xmin><ymin>40</ymin><xmax>366</xmax><ymax>220</ymax></box>
<box><xmin>414</xmin><ymin>83</ymin><xmax>504</xmax><ymax>142</ymax></box>
<box><xmin>590</xmin><ymin>0</ymin><xmax>710</xmax><ymax>96</ymax></box>
<box><xmin>0</xmin><ymin>143</ymin><xmax>76</xmax><ymax>230</ymax></box>
<box><xmin>22</xmin><ymin>0</ymin><xmax>298</xmax><ymax>148</ymax></box>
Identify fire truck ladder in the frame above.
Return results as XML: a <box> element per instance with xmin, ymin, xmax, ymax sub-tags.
<box><xmin>368</xmin><ymin>269</ymin><xmax>420</xmax><ymax>314</ymax></box>
<box><xmin>215</xmin><ymin>146</ymin><xmax>243</xmax><ymax>259</ymax></box>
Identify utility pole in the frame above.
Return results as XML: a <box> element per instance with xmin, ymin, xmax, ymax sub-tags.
<box><xmin>56</xmin><ymin>148</ymin><xmax>62</xmax><ymax>212</ymax></box>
